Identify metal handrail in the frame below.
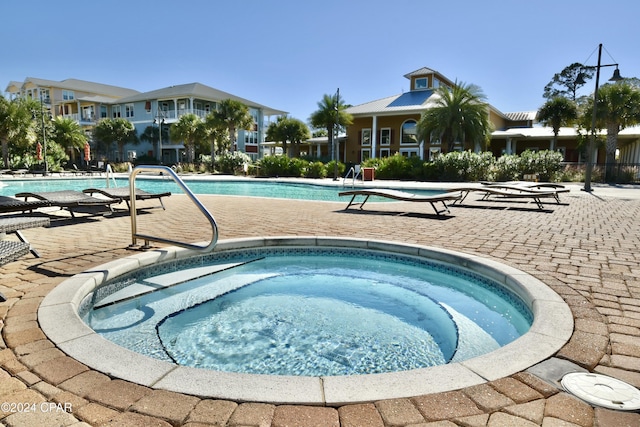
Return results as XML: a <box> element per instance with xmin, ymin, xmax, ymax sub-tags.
<box><xmin>342</xmin><ymin>165</ymin><xmax>362</xmax><ymax>188</ymax></box>
<box><xmin>129</xmin><ymin>165</ymin><xmax>218</xmax><ymax>251</ymax></box>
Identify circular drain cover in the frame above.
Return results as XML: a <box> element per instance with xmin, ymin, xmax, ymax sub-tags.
<box><xmin>561</xmin><ymin>372</ymin><xmax>640</xmax><ymax>411</ymax></box>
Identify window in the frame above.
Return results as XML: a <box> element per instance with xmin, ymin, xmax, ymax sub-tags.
<box><xmin>40</xmin><ymin>89</ymin><xmax>50</xmax><ymax>103</ymax></box>
<box><xmin>380</xmin><ymin>128</ymin><xmax>391</xmax><ymax>145</ymax></box>
<box><xmin>414</xmin><ymin>78</ymin><xmax>428</xmax><ymax>90</ymax></box>
<box><xmin>244</xmin><ymin>131</ymin><xmax>258</xmax><ymax>144</ymax></box>
<box><xmin>82</xmin><ymin>105</ymin><xmax>94</xmax><ymax>121</ymax></box>
<box><xmin>112</xmin><ymin>105</ymin><xmax>121</xmax><ymax>118</ymax></box>
<box><xmin>361</xmin><ymin>149</ymin><xmax>371</xmax><ymax>161</ymax></box>
<box><xmin>380</xmin><ymin>148</ymin><xmax>390</xmax><ymax>158</ymax></box>
<box><xmin>400</xmin><ymin>148</ymin><xmax>419</xmax><ymax>157</ymax></box>
<box><xmin>125</xmin><ymin>104</ymin><xmax>134</xmax><ymax>118</ymax></box>
<box><xmin>433</xmin><ymin>78</ymin><xmax>440</xmax><ymax>89</ymax></box>
<box><xmin>401</xmin><ymin>120</ymin><xmax>418</xmax><ymax>144</ymax></box>
<box><xmin>63</xmin><ymin>90</ymin><xmax>74</xmax><ymax>100</ymax></box>
<box><xmin>361</xmin><ymin>128</ymin><xmax>371</xmax><ymax>146</ymax></box>
<box><xmin>100</xmin><ymin>106</ymin><xmax>107</xmax><ymax>118</ymax></box>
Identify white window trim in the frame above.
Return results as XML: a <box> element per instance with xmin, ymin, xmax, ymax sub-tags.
<box><xmin>400</xmin><ymin>120</ymin><xmax>418</xmax><ymax>145</ymax></box>
<box><xmin>380</xmin><ymin>128</ymin><xmax>391</xmax><ymax>145</ymax></box>
<box><xmin>361</xmin><ymin>128</ymin><xmax>371</xmax><ymax>146</ymax></box>
<box><xmin>361</xmin><ymin>148</ymin><xmax>371</xmax><ymax>161</ymax></box>
<box><xmin>125</xmin><ymin>103</ymin><xmax>135</xmax><ymax>118</ymax></box>
<box><xmin>380</xmin><ymin>148</ymin><xmax>390</xmax><ymax>157</ymax></box>
<box><xmin>400</xmin><ymin>148</ymin><xmax>419</xmax><ymax>157</ymax></box>
<box><xmin>414</xmin><ymin>77</ymin><xmax>428</xmax><ymax>90</ymax></box>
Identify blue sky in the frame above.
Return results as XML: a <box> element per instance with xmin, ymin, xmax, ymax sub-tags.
<box><xmin>3</xmin><ymin>0</ymin><xmax>638</xmax><ymax>124</ymax></box>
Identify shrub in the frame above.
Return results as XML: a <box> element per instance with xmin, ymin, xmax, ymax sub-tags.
<box><xmin>361</xmin><ymin>154</ymin><xmax>423</xmax><ymax>180</ymax></box>
<box><xmin>324</xmin><ymin>160</ymin><xmax>345</xmax><ymax>179</ymax></box>
<box><xmin>216</xmin><ymin>151</ymin><xmax>251</xmax><ymax>175</ymax></box>
<box><xmin>305</xmin><ymin>161</ymin><xmax>327</xmax><ymax>178</ymax></box>
<box><xmin>433</xmin><ymin>151</ymin><xmax>494</xmax><ymax>182</ymax></box>
<box><xmin>256</xmin><ymin>155</ymin><xmax>309</xmax><ymax>177</ymax></box>
<box><xmin>519</xmin><ymin>150</ymin><xmax>564</xmax><ymax>182</ymax></box>
<box><xmin>491</xmin><ymin>154</ymin><xmax>521</xmax><ymax>182</ymax></box>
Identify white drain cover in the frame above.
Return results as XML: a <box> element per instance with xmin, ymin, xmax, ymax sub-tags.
<box><xmin>561</xmin><ymin>372</ymin><xmax>640</xmax><ymax>411</ymax></box>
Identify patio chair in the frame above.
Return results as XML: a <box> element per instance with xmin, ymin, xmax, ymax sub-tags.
<box><xmin>0</xmin><ymin>195</ymin><xmax>51</xmax><ymax>214</ymax></box>
<box><xmin>83</xmin><ymin>187</ymin><xmax>171</xmax><ymax>210</ymax></box>
<box><xmin>15</xmin><ymin>190</ymin><xmax>121</xmax><ymax>218</ymax></box>
<box><xmin>0</xmin><ymin>216</ymin><xmax>50</xmax><ymax>259</ymax></box>
<box><xmin>339</xmin><ymin>188</ymin><xmax>462</xmax><ymax>216</ymax></box>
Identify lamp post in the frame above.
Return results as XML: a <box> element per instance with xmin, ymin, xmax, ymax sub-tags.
<box><xmin>333</xmin><ymin>88</ymin><xmax>340</xmax><ymax>181</ymax></box>
<box><xmin>39</xmin><ymin>91</ymin><xmax>48</xmax><ymax>175</ymax></box>
<box><xmin>154</xmin><ymin>109</ymin><xmax>165</xmax><ymax>163</ymax></box>
<box><xmin>577</xmin><ymin>43</ymin><xmax>623</xmax><ymax>192</ymax></box>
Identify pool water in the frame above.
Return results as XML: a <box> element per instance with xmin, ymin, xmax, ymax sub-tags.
<box><xmin>0</xmin><ymin>177</ymin><xmax>440</xmax><ymax>202</ymax></box>
<box><xmin>83</xmin><ymin>248</ymin><xmax>532</xmax><ymax>376</ymax></box>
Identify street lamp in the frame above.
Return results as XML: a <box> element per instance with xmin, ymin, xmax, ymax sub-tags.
<box><xmin>333</xmin><ymin>88</ymin><xmax>340</xmax><ymax>180</ymax></box>
<box><xmin>154</xmin><ymin>109</ymin><xmax>165</xmax><ymax>163</ymax></box>
<box><xmin>39</xmin><ymin>91</ymin><xmax>48</xmax><ymax>175</ymax></box>
<box><xmin>576</xmin><ymin>43</ymin><xmax>623</xmax><ymax>192</ymax></box>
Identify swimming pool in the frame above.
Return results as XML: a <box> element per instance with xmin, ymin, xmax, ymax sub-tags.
<box><xmin>83</xmin><ymin>247</ymin><xmax>531</xmax><ymax>376</ymax></box>
<box><xmin>0</xmin><ymin>176</ymin><xmax>440</xmax><ymax>202</ymax></box>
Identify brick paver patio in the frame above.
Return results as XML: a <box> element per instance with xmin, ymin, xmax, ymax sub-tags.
<box><xmin>1</xmin><ymin>181</ymin><xmax>639</xmax><ymax>426</ymax></box>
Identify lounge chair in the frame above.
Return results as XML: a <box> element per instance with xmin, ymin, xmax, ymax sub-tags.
<box><xmin>481</xmin><ymin>183</ymin><xmax>569</xmax><ymax>203</ymax></box>
<box><xmin>82</xmin><ymin>187</ymin><xmax>171</xmax><ymax>210</ymax></box>
<box><xmin>338</xmin><ymin>188</ymin><xmax>462</xmax><ymax>216</ymax></box>
<box><xmin>0</xmin><ymin>195</ymin><xmax>51</xmax><ymax>214</ymax></box>
<box><xmin>0</xmin><ymin>216</ymin><xmax>50</xmax><ymax>259</ymax></box>
<box><xmin>15</xmin><ymin>190</ymin><xmax>121</xmax><ymax>218</ymax></box>
<box><xmin>446</xmin><ymin>186</ymin><xmax>560</xmax><ymax>210</ymax></box>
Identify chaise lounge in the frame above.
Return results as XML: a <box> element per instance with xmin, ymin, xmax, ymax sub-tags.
<box><xmin>0</xmin><ymin>195</ymin><xmax>51</xmax><ymax>214</ymax></box>
<box><xmin>338</xmin><ymin>188</ymin><xmax>462</xmax><ymax>216</ymax></box>
<box><xmin>0</xmin><ymin>216</ymin><xmax>50</xmax><ymax>260</ymax></box>
<box><xmin>15</xmin><ymin>190</ymin><xmax>121</xmax><ymax>218</ymax></box>
<box><xmin>82</xmin><ymin>187</ymin><xmax>171</xmax><ymax>210</ymax></box>
<box><xmin>446</xmin><ymin>186</ymin><xmax>561</xmax><ymax>210</ymax></box>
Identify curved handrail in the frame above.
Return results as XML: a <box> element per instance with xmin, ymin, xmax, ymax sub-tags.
<box><xmin>129</xmin><ymin>165</ymin><xmax>218</xmax><ymax>252</ymax></box>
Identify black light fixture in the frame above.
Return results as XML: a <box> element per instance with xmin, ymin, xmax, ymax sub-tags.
<box><xmin>579</xmin><ymin>44</ymin><xmax>623</xmax><ymax>192</ymax></box>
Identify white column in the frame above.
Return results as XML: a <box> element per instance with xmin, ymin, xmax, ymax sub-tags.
<box><xmin>549</xmin><ymin>138</ymin><xmax>555</xmax><ymax>151</ymax></box>
<box><xmin>371</xmin><ymin>115</ymin><xmax>378</xmax><ymax>159</ymax></box>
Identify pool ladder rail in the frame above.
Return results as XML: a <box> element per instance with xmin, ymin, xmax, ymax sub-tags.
<box><xmin>342</xmin><ymin>164</ymin><xmax>363</xmax><ymax>188</ymax></box>
<box><xmin>128</xmin><ymin>165</ymin><xmax>218</xmax><ymax>252</ymax></box>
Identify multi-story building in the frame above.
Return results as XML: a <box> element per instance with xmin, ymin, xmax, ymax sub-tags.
<box><xmin>5</xmin><ymin>77</ymin><xmax>139</xmax><ymax>142</ymax></box>
<box><xmin>5</xmin><ymin>78</ymin><xmax>286</xmax><ymax>163</ymax></box>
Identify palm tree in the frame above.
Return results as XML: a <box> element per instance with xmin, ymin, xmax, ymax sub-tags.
<box><xmin>51</xmin><ymin>117</ymin><xmax>87</xmax><ymax>165</ymax></box>
<box><xmin>0</xmin><ymin>97</ymin><xmax>37</xmax><ymax>168</ymax></box>
<box><xmin>208</xmin><ymin>99</ymin><xmax>253</xmax><ymax>153</ymax></box>
<box><xmin>266</xmin><ymin>116</ymin><xmax>310</xmax><ymax>157</ymax></box>
<box><xmin>309</xmin><ymin>92</ymin><xmax>352</xmax><ymax>177</ymax></box>
<box><xmin>169</xmin><ymin>114</ymin><xmax>202</xmax><ymax>163</ymax></box>
<box><xmin>583</xmin><ymin>82</ymin><xmax>640</xmax><ymax>180</ymax></box>
<box><xmin>139</xmin><ymin>125</ymin><xmax>168</xmax><ymax>161</ymax></box>
<box><xmin>599</xmin><ymin>83</ymin><xmax>640</xmax><ymax>168</ymax></box>
<box><xmin>201</xmin><ymin>114</ymin><xmax>229</xmax><ymax>170</ymax></box>
<box><xmin>416</xmin><ymin>82</ymin><xmax>492</xmax><ymax>153</ymax></box>
<box><xmin>537</xmin><ymin>97</ymin><xmax>579</xmax><ymax>151</ymax></box>
<box><xmin>93</xmin><ymin>118</ymin><xmax>138</xmax><ymax>162</ymax></box>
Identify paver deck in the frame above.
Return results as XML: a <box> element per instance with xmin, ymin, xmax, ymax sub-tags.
<box><xmin>1</xmin><ymin>180</ymin><xmax>639</xmax><ymax>426</ymax></box>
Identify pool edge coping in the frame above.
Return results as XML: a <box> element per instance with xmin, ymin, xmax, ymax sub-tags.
<box><xmin>38</xmin><ymin>236</ymin><xmax>574</xmax><ymax>406</ymax></box>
